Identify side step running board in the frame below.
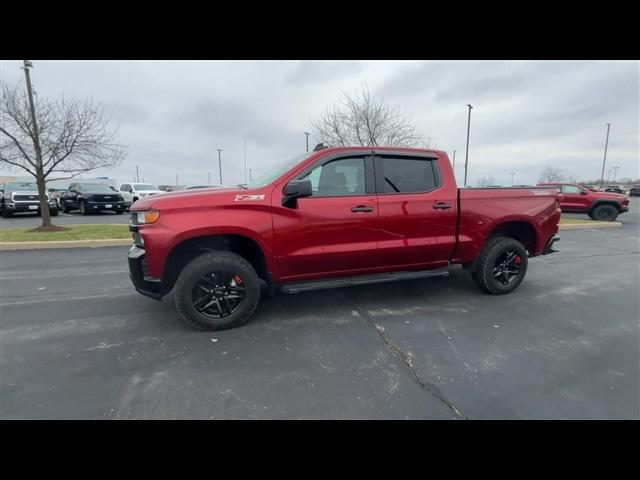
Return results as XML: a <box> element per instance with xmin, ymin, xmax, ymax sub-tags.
<box><xmin>281</xmin><ymin>269</ymin><xmax>450</xmax><ymax>294</ymax></box>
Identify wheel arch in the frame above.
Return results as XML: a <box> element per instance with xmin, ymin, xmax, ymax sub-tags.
<box><xmin>589</xmin><ymin>200</ymin><xmax>622</xmax><ymax>213</ymax></box>
<box><xmin>161</xmin><ymin>233</ymin><xmax>272</xmax><ymax>295</ymax></box>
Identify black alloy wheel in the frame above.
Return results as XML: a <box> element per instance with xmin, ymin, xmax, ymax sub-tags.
<box><xmin>492</xmin><ymin>250</ymin><xmax>522</xmax><ymax>286</ymax></box>
<box><xmin>192</xmin><ymin>271</ymin><xmax>246</xmax><ymax>319</ymax></box>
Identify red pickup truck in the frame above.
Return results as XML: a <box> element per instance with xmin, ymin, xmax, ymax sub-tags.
<box><xmin>129</xmin><ymin>147</ymin><xmax>561</xmax><ymax>330</ymax></box>
<box><xmin>537</xmin><ymin>182</ymin><xmax>630</xmax><ymax>221</ymax></box>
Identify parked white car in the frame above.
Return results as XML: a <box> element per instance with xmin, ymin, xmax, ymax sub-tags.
<box><xmin>118</xmin><ymin>183</ymin><xmax>164</xmax><ymax>206</ymax></box>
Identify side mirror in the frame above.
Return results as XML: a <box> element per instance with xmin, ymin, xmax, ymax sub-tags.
<box><xmin>580</xmin><ymin>190</ymin><xmax>588</xmax><ymax>195</ymax></box>
<box><xmin>282</xmin><ymin>179</ymin><xmax>313</xmax><ymax>208</ymax></box>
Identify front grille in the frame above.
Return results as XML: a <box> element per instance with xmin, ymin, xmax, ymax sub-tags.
<box><xmin>13</xmin><ymin>194</ymin><xmax>41</xmax><ymax>201</ymax></box>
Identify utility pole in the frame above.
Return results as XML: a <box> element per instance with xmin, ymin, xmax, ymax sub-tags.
<box><xmin>612</xmin><ymin>166</ymin><xmax>619</xmax><ymax>182</ymax></box>
<box><xmin>216</xmin><ymin>148</ymin><xmax>223</xmax><ymax>185</ymax></box>
<box><xmin>22</xmin><ymin>60</ymin><xmax>51</xmax><ymax>227</ymax></box>
<box><xmin>452</xmin><ymin>150</ymin><xmax>456</xmax><ymax>169</ymax></box>
<box><xmin>599</xmin><ymin>123</ymin><xmax>611</xmax><ymax>188</ymax></box>
<box><xmin>304</xmin><ymin>132</ymin><xmax>310</xmax><ymax>152</ymax></box>
<box><xmin>464</xmin><ymin>104</ymin><xmax>473</xmax><ymax>187</ymax></box>
<box><xmin>136</xmin><ymin>166</ymin><xmax>140</xmax><ymax>183</ymax></box>
<box><xmin>175</xmin><ymin>174</ymin><xmax>178</xmax><ymax>185</ymax></box>
<box><xmin>244</xmin><ymin>136</ymin><xmax>247</xmax><ymax>183</ymax></box>
<box><xmin>249</xmin><ymin>168</ymin><xmax>253</xmax><ymax>182</ymax></box>
<box><xmin>510</xmin><ymin>173</ymin><xmax>515</xmax><ymax>186</ymax></box>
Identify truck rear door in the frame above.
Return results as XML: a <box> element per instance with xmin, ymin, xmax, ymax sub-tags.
<box><xmin>373</xmin><ymin>152</ymin><xmax>458</xmax><ymax>269</ymax></box>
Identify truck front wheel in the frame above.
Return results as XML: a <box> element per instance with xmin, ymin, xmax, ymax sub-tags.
<box><xmin>590</xmin><ymin>204</ymin><xmax>618</xmax><ymax>221</ymax></box>
<box><xmin>174</xmin><ymin>251</ymin><xmax>261</xmax><ymax>331</ymax></box>
<box><xmin>471</xmin><ymin>236</ymin><xmax>528</xmax><ymax>295</ymax></box>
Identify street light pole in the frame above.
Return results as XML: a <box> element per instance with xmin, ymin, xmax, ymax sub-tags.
<box><xmin>22</xmin><ymin>60</ymin><xmax>52</xmax><ymax>227</ymax></box>
<box><xmin>216</xmin><ymin>148</ymin><xmax>223</xmax><ymax>185</ymax></box>
<box><xmin>208</xmin><ymin>172</ymin><xmax>211</xmax><ymax>184</ymax></box>
<box><xmin>464</xmin><ymin>104</ymin><xmax>473</xmax><ymax>187</ymax></box>
<box><xmin>452</xmin><ymin>150</ymin><xmax>456</xmax><ymax>170</ymax></box>
<box><xmin>612</xmin><ymin>166</ymin><xmax>619</xmax><ymax>182</ymax></box>
<box><xmin>304</xmin><ymin>132</ymin><xmax>310</xmax><ymax>152</ymax></box>
<box><xmin>136</xmin><ymin>166</ymin><xmax>140</xmax><ymax>183</ymax></box>
<box><xmin>244</xmin><ymin>136</ymin><xmax>247</xmax><ymax>184</ymax></box>
<box><xmin>510</xmin><ymin>173</ymin><xmax>515</xmax><ymax>186</ymax></box>
<box><xmin>599</xmin><ymin>123</ymin><xmax>611</xmax><ymax>188</ymax></box>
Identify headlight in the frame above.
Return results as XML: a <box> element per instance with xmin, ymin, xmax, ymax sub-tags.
<box><xmin>133</xmin><ymin>210</ymin><xmax>160</xmax><ymax>224</ymax></box>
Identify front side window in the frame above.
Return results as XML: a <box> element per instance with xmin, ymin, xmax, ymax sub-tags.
<box><xmin>375</xmin><ymin>156</ymin><xmax>438</xmax><ymax>194</ymax></box>
<box><xmin>561</xmin><ymin>185</ymin><xmax>583</xmax><ymax>194</ymax></box>
<box><xmin>300</xmin><ymin>157</ymin><xmax>366</xmax><ymax>197</ymax></box>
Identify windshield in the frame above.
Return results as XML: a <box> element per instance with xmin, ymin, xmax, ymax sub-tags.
<box><xmin>78</xmin><ymin>183</ymin><xmax>114</xmax><ymax>192</ymax></box>
<box><xmin>247</xmin><ymin>153</ymin><xmax>313</xmax><ymax>188</ymax></box>
<box><xmin>134</xmin><ymin>184</ymin><xmax>159</xmax><ymax>190</ymax></box>
<box><xmin>4</xmin><ymin>182</ymin><xmax>38</xmax><ymax>191</ymax></box>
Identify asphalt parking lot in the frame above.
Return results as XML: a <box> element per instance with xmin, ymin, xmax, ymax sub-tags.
<box><xmin>1</xmin><ymin>199</ymin><xmax>638</xmax><ymax>419</ymax></box>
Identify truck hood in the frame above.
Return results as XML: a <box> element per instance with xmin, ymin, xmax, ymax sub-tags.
<box><xmin>594</xmin><ymin>191</ymin><xmax>628</xmax><ymax>200</ymax></box>
<box><xmin>131</xmin><ymin>186</ymin><xmax>249</xmax><ymax>210</ymax></box>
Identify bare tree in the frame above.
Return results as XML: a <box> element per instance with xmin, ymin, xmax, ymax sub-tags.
<box><xmin>311</xmin><ymin>85</ymin><xmax>425</xmax><ymax>148</ymax></box>
<box><xmin>539</xmin><ymin>166</ymin><xmax>565</xmax><ymax>184</ymax></box>
<box><xmin>476</xmin><ymin>176</ymin><xmax>497</xmax><ymax>187</ymax></box>
<box><xmin>1</xmin><ymin>74</ymin><xmax>126</xmax><ymax>229</ymax></box>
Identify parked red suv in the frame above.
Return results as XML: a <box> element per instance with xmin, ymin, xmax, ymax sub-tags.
<box><xmin>538</xmin><ymin>182</ymin><xmax>630</xmax><ymax>221</ymax></box>
<box><xmin>129</xmin><ymin>147</ymin><xmax>561</xmax><ymax>330</ymax></box>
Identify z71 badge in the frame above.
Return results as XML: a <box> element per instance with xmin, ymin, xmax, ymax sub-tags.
<box><xmin>235</xmin><ymin>194</ymin><xmax>265</xmax><ymax>202</ymax></box>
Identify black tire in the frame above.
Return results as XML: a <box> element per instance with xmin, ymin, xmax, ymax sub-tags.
<box><xmin>61</xmin><ymin>200</ymin><xmax>71</xmax><ymax>213</ymax></box>
<box><xmin>50</xmin><ymin>208</ymin><xmax>59</xmax><ymax>217</ymax></box>
<box><xmin>587</xmin><ymin>210</ymin><xmax>596</xmax><ymax>220</ymax></box>
<box><xmin>80</xmin><ymin>200</ymin><xmax>89</xmax><ymax>215</ymax></box>
<box><xmin>471</xmin><ymin>236</ymin><xmax>528</xmax><ymax>295</ymax></box>
<box><xmin>2</xmin><ymin>209</ymin><xmax>12</xmax><ymax>218</ymax></box>
<box><xmin>115</xmin><ymin>209</ymin><xmax>124</xmax><ymax>214</ymax></box>
<box><xmin>590</xmin><ymin>204</ymin><xmax>618</xmax><ymax>221</ymax></box>
<box><xmin>174</xmin><ymin>251</ymin><xmax>261</xmax><ymax>331</ymax></box>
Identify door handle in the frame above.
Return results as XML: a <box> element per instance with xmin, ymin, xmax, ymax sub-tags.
<box><xmin>433</xmin><ymin>202</ymin><xmax>452</xmax><ymax>210</ymax></box>
<box><xmin>351</xmin><ymin>205</ymin><xmax>374</xmax><ymax>213</ymax></box>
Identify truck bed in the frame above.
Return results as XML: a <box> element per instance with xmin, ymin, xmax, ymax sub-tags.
<box><xmin>453</xmin><ymin>186</ymin><xmax>561</xmax><ymax>263</ymax></box>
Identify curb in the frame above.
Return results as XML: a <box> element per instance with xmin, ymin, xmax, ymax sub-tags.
<box><xmin>559</xmin><ymin>222</ymin><xmax>622</xmax><ymax>230</ymax></box>
<box><xmin>0</xmin><ymin>239</ymin><xmax>132</xmax><ymax>251</ymax></box>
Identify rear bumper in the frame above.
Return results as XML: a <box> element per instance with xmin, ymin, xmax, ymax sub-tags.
<box><xmin>128</xmin><ymin>245</ymin><xmax>164</xmax><ymax>300</ymax></box>
<box><xmin>542</xmin><ymin>235</ymin><xmax>560</xmax><ymax>255</ymax></box>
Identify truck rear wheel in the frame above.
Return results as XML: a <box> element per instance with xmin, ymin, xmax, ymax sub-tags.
<box><xmin>174</xmin><ymin>251</ymin><xmax>261</xmax><ymax>331</ymax></box>
<box><xmin>471</xmin><ymin>236</ymin><xmax>528</xmax><ymax>295</ymax></box>
<box><xmin>590</xmin><ymin>204</ymin><xmax>618</xmax><ymax>221</ymax></box>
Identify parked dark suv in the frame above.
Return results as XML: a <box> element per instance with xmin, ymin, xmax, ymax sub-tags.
<box><xmin>1</xmin><ymin>181</ymin><xmax>59</xmax><ymax>218</ymax></box>
<box><xmin>629</xmin><ymin>185</ymin><xmax>640</xmax><ymax>197</ymax></box>
<box><xmin>59</xmin><ymin>183</ymin><xmax>125</xmax><ymax>215</ymax></box>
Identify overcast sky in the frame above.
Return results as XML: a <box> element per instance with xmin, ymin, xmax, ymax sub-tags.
<box><xmin>1</xmin><ymin>60</ymin><xmax>638</xmax><ymax>186</ymax></box>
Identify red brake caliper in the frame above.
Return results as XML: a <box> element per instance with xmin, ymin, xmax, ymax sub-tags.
<box><xmin>234</xmin><ymin>275</ymin><xmax>243</xmax><ymax>285</ymax></box>
<box><xmin>514</xmin><ymin>256</ymin><xmax>521</xmax><ymax>265</ymax></box>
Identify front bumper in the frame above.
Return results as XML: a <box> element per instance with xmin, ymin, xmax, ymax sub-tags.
<box><xmin>128</xmin><ymin>245</ymin><xmax>164</xmax><ymax>300</ymax></box>
<box><xmin>5</xmin><ymin>202</ymin><xmax>58</xmax><ymax>213</ymax></box>
<box><xmin>86</xmin><ymin>201</ymin><xmax>124</xmax><ymax>211</ymax></box>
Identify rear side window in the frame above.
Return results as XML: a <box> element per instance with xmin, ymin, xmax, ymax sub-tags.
<box><xmin>375</xmin><ymin>156</ymin><xmax>439</xmax><ymax>194</ymax></box>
